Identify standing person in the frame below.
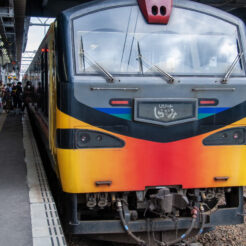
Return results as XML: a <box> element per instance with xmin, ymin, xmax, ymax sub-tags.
<box><xmin>12</xmin><ymin>82</ymin><xmax>17</xmax><ymax>109</ymax></box>
<box><xmin>0</xmin><ymin>81</ymin><xmax>3</xmax><ymax>98</ymax></box>
<box><xmin>15</xmin><ymin>82</ymin><xmax>23</xmax><ymax>114</ymax></box>
<box><xmin>5</xmin><ymin>83</ymin><xmax>12</xmax><ymax>94</ymax></box>
<box><xmin>0</xmin><ymin>81</ymin><xmax>3</xmax><ymax>113</ymax></box>
<box><xmin>3</xmin><ymin>83</ymin><xmax>13</xmax><ymax>113</ymax></box>
<box><xmin>22</xmin><ymin>81</ymin><xmax>34</xmax><ymax>113</ymax></box>
<box><xmin>0</xmin><ymin>82</ymin><xmax>5</xmax><ymax>100</ymax></box>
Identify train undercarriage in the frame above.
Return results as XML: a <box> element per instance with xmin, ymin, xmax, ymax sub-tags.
<box><xmin>63</xmin><ymin>186</ymin><xmax>244</xmax><ymax>245</ymax></box>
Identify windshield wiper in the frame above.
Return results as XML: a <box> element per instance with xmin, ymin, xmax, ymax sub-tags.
<box><xmin>221</xmin><ymin>52</ymin><xmax>244</xmax><ymax>84</ymax></box>
<box><xmin>80</xmin><ymin>36</ymin><xmax>86</xmax><ymax>72</ymax></box>
<box><xmin>137</xmin><ymin>42</ymin><xmax>143</xmax><ymax>74</ymax></box>
<box><xmin>137</xmin><ymin>41</ymin><xmax>176</xmax><ymax>84</ymax></box>
<box><xmin>80</xmin><ymin>37</ymin><xmax>114</xmax><ymax>82</ymax></box>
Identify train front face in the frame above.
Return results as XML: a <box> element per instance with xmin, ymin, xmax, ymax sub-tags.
<box><xmin>56</xmin><ymin>0</ymin><xmax>246</xmax><ymax>235</ymax></box>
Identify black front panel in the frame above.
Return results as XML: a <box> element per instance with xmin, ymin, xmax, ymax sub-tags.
<box><xmin>57</xmin><ymin>129</ymin><xmax>125</xmax><ymax>149</ymax></box>
<box><xmin>203</xmin><ymin>127</ymin><xmax>246</xmax><ymax>145</ymax></box>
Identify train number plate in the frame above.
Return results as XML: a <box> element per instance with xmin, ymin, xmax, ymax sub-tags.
<box><xmin>134</xmin><ymin>98</ymin><xmax>197</xmax><ymax>126</ymax></box>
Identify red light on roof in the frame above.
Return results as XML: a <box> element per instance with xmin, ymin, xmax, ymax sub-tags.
<box><xmin>199</xmin><ymin>99</ymin><xmax>218</xmax><ymax>106</ymax></box>
<box><xmin>138</xmin><ymin>0</ymin><xmax>173</xmax><ymax>24</ymax></box>
<box><xmin>41</xmin><ymin>48</ymin><xmax>49</xmax><ymax>52</ymax></box>
<box><xmin>110</xmin><ymin>99</ymin><xmax>131</xmax><ymax>106</ymax></box>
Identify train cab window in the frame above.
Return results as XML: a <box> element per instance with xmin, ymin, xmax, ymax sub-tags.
<box><xmin>73</xmin><ymin>6</ymin><xmax>132</xmax><ymax>74</ymax></box>
<box><xmin>197</xmin><ymin>37</ymin><xmax>242</xmax><ymax>74</ymax></box>
<box><xmin>73</xmin><ymin>5</ymin><xmax>244</xmax><ymax>76</ymax></box>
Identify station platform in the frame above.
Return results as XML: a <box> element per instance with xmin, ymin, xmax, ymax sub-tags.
<box><xmin>0</xmin><ymin>112</ymin><xmax>66</xmax><ymax>246</ymax></box>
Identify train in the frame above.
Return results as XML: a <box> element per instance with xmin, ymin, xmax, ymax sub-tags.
<box><xmin>24</xmin><ymin>0</ymin><xmax>246</xmax><ymax>244</ymax></box>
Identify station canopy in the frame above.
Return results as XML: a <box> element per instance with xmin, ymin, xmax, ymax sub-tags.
<box><xmin>0</xmin><ymin>0</ymin><xmax>246</xmax><ymax>77</ymax></box>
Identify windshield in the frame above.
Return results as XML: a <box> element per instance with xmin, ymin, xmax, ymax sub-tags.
<box><xmin>73</xmin><ymin>6</ymin><xmax>244</xmax><ymax>76</ymax></box>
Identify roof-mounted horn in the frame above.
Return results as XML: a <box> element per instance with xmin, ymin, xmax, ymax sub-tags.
<box><xmin>137</xmin><ymin>0</ymin><xmax>173</xmax><ymax>24</ymax></box>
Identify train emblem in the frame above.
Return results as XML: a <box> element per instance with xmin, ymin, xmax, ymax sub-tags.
<box><xmin>154</xmin><ymin>104</ymin><xmax>178</xmax><ymax>120</ymax></box>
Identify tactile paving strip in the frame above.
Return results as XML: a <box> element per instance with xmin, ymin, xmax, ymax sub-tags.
<box><xmin>23</xmin><ymin>114</ymin><xmax>67</xmax><ymax>246</ymax></box>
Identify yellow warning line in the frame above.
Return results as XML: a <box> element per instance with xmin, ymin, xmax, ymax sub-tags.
<box><xmin>0</xmin><ymin>113</ymin><xmax>7</xmax><ymax>132</ymax></box>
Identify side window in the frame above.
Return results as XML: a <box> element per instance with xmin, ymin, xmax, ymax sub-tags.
<box><xmin>41</xmin><ymin>48</ymin><xmax>49</xmax><ymax>117</ymax></box>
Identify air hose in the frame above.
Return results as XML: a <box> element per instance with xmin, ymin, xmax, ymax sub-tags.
<box><xmin>195</xmin><ymin>212</ymin><xmax>206</xmax><ymax>237</ymax></box>
<box><xmin>117</xmin><ymin>200</ymin><xmax>146</xmax><ymax>246</ymax></box>
<box><xmin>185</xmin><ymin>205</ymin><xmax>206</xmax><ymax>244</ymax></box>
<box><xmin>117</xmin><ymin>200</ymin><xmax>200</xmax><ymax>246</ymax></box>
<box><xmin>154</xmin><ymin>207</ymin><xmax>199</xmax><ymax>246</ymax></box>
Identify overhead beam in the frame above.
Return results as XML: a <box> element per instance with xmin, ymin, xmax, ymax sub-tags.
<box><xmin>0</xmin><ymin>7</ymin><xmax>14</xmax><ymax>18</ymax></box>
<box><xmin>29</xmin><ymin>22</ymin><xmax>50</xmax><ymax>27</ymax></box>
<box><xmin>14</xmin><ymin>0</ymin><xmax>27</xmax><ymax>66</ymax></box>
<box><xmin>25</xmin><ymin>0</ymin><xmax>93</xmax><ymax>17</ymax></box>
<box><xmin>2</xmin><ymin>22</ymin><xmax>14</xmax><ymax>28</ymax></box>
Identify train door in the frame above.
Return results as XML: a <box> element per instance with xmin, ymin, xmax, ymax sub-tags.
<box><xmin>48</xmin><ymin>24</ymin><xmax>57</xmax><ymax>160</ymax></box>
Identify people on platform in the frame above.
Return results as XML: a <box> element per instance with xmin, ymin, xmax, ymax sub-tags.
<box><xmin>12</xmin><ymin>82</ymin><xmax>18</xmax><ymax>110</ymax></box>
<box><xmin>0</xmin><ymin>80</ymin><xmax>41</xmax><ymax>114</ymax></box>
<box><xmin>15</xmin><ymin>82</ymin><xmax>23</xmax><ymax>114</ymax></box>
<box><xmin>22</xmin><ymin>81</ymin><xmax>34</xmax><ymax>113</ymax></box>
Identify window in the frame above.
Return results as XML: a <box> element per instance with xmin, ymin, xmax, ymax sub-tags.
<box><xmin>73</xmin><ymin>5</ymin><xmax>244</xmax><ymax>76</ymax></box>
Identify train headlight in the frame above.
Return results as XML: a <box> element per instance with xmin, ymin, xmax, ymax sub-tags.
<box><xmin>78</xmin><ymin>132</ymin><xmax>90</xmax><ymax>144</ymax></box>
<box><xmin>233</xmin><ymin>131</ymin><xmax>241</xmax><ymax>140</ymax></box>
<box><xmin>96</xmin><ymin>135</ymin><xmax>103</xmax><ymax>142</ymax></box>
<box><xmin>57</xmin><ymin>129</ymin><xmax>125</xmax><ymax>149</ymax></box>
<box><xmin>203</xmin><ymin>127</ymin><xmax>245</xmax><ymax>146</ymax></box>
